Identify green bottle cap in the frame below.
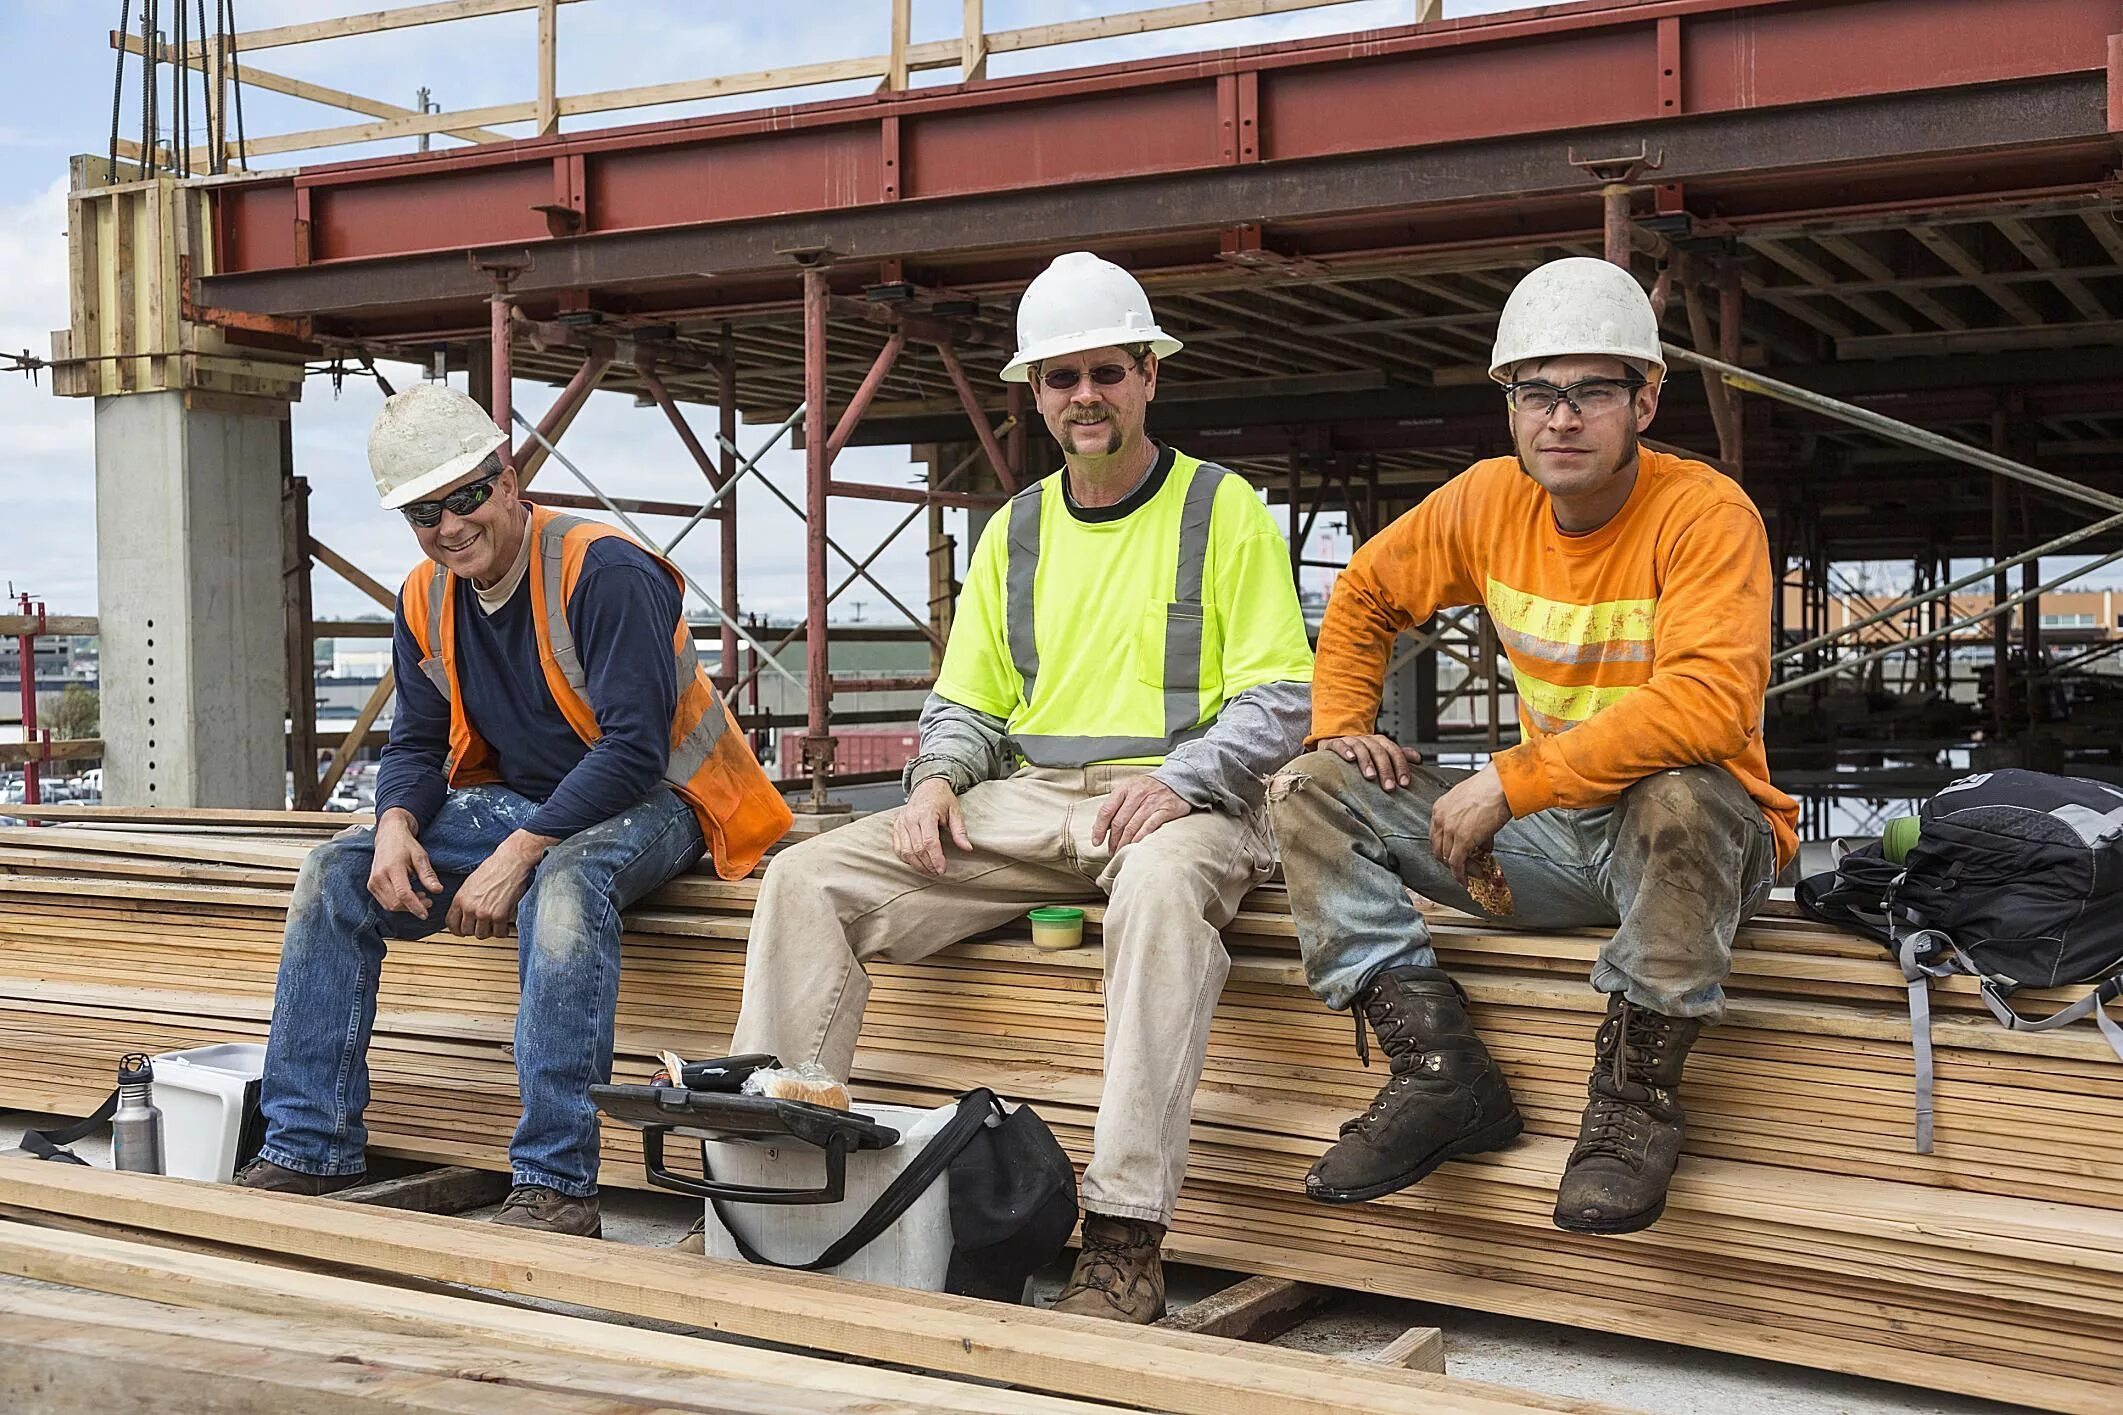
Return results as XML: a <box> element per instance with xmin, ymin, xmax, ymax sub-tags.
<box><xmin>1882</xmin><ymin>815</ymin><xmax>1922</xmax><ymax>864</ymax></box>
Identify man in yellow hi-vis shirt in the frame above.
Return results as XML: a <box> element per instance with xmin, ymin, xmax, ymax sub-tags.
<box><xmin>731</xmin><ymin>252</ymin><xmax>1314</xmax><ymax>1322</ymax></box>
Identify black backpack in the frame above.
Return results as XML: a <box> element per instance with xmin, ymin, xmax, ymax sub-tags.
<box><xmin>1798</xmin><ymin>768</ymin><xmax>2123</xmax><ymax>1152</ymax></box>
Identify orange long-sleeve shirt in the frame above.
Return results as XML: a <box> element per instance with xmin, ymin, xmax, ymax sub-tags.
<box><xmin>1310</xmin><ymin>448</ymin><xmax>1799</xmax><ymax>869</ymax></box>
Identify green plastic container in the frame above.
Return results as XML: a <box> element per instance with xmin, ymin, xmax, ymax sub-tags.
<box><xmin>1882</xmin><ymin>815</ymin><xmax>1923</xmax><ymax>865</ymax></box>
<box><xmin>1028</xmin><ymin>906</ymin><xmax>1086</xmax><ymax>952</ymax></box>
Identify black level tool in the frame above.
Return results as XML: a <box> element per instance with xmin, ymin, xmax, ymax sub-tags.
<box><xmin>591</xmin><ymin>1081</ymin><xmax>900</xmax><ymax>1205</ymax></box>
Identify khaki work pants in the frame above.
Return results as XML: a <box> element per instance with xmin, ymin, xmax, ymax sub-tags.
<box><xmin>731</xmin><ymin>765</ymin><xmax>1275</xmax><ymax>1224</ymax></box>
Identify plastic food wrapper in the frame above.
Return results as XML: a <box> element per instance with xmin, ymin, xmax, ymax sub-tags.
<box><xmin>1464</xmin><ymin>848</ymin><xmax>1515</xmax><ymax>917</ymax></box>
<box><xmin>741</xmin><ymin>1060</ymin><xmax>851</xmax><ymax>1110</ymax></box>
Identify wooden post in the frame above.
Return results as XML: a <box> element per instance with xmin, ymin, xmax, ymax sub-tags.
<box><xmin>536</xmin><ymin>0</ymin><xmax>559</xmax><ymax>135</ymax></box>
<box><xmin>887</xmin><ymin>0</ymin><xmax>912</xmax><ymax>91</ymax></box>
<box><xmin>962</xmin><ymin>0</ymin><xmax>989</xmax><ymax>81</ymax></box>
<box><xmin>281</xmin><ymin>461</ymin><xmax>319</xmax><ymax>812</ymax></box>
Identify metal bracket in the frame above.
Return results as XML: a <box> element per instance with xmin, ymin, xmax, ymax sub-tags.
<box><xmin>1567</xmin><ymin>142</ymin><xmax>1665</xmax><ymax>184</ymax></box>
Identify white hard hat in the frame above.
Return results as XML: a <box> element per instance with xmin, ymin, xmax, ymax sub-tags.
<box><xmin>1000</xmin><ymin>251</ymin><xmax>1182</xmax><ymax>383</ymax></box>
<box><xmin>1489</xmin><ymin>257</ymin><xmax>1665</xmax><ymax>386</ymax></box>
<box><xmin>368</xmin><ymin>383</ymin><xmax>508</xmax><ymax>510</ymax></box>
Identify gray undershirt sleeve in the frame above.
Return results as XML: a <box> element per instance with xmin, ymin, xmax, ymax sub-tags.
<box><xmin>1153</xmin><ymin>680</ymin><xmax>1313</xmax><ymax>815</ymax></box>
<box><xmin>901</xmin><ymin>692</ymin><xmax>1013</xmax><ymax>796</ymax></box>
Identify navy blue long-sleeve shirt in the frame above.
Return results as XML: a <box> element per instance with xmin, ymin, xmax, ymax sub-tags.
<box><xmin>374</xmin><ymin>535</ymin><xmax>684</xmax><ymax>839</ymax></box>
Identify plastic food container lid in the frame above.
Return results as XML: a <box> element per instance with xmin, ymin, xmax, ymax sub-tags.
<box><xmin>1028</xmin><ymin>906</ymin><xmax>1085</xmax><ymax>923</ymax></box>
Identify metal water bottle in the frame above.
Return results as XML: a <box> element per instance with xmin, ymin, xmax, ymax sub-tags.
<box><xmin>110</xmin><ymin>1053</ymin><xmax>164</xmax><ymax>1174</ymax></box>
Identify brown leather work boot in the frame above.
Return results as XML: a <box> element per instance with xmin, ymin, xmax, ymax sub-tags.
<box><xmin>1306</xmin><ymin>965</ymin><xmax>1522</xmax><ymax>1204</ymax></box>
<box><xmin>1554</xmin><ymin>994</ymin><xmax>1704</xmax><ymax>1234</ymax></box>
<box><xmin>491</xmin><ymin>1184</ymin><xmax>603</xmax><ymax>1238</ymax></box>
<box><xmin>1050</xmin><ymin>1214</ymin><xmax>1166</xmax><ymax>1323</ymax></box>
<box><xmin>234</xmin><ymin>1159</ymin><xmax>366</xmax><ymax>1196</ymax></box>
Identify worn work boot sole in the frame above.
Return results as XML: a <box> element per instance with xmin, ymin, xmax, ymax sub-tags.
<box><xmin>1306</xmin><ymin>1111</ymin><xmax>1523</xmax><ymax>1206</ymax></box>
<box><xmin>1552</xmin><ymin>1193</ymin><xmax>1666</xmax><ymax>1235</ymax></box>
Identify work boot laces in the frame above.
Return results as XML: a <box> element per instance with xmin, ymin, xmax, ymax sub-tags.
<box><xmin>501</xmin><ymin>1184</ymin><xmax>563</xmax><ymax>1217</ymax></box>
<box><xmin>1066</xmin><ymin>1220</ymin><xmax>1157</xmax><ymax>1300</ymax></box>
<box><xmin>1350</xmin><ymin>978</ymin><xmax>1425</xmax><ymax>1068</ymax></box>
<box><xmin>1574</xmin><ymin>1002</ymin><xmax>1682</xmax><ymax>1169</ymax></box>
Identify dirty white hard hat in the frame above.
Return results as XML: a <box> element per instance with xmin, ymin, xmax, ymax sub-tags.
<box><xmin>368</xmin><ymin>383</ymin><xmax>509</xmax><ymax>510</ymax></box>
<box><xmin>1000</xmin><ymin>251</ymin><xmax>1182</xmax><ymax>383</ymax></box>
<box><xmin>1489</xmin><ymin>257</ymin><xmax>1666</xmax><ymax>386</ymax></box>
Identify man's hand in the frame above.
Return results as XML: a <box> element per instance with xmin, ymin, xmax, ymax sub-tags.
<box><xmin>893</xmin><ymin>777</ymin><xmax>971</xmax><ymax>878</ymax></box>
<box><xmin>445</xmin><ymin>829</ymin><xmax>556</xmax><ymax>939</ymax></box>
<box><xmin>367</xmin><ymin>808</ymin><xmax>443</xmax><ymax>919</ymax></box>
<box><xmin>1318</xmin><ymin>734</ymin><xmax>1423</xmax><ymax>790</ymax></box>
<box><xmin>1093</xmin><ymin>775</ymin><xmax>1193</xmax><ymax>850</ymax></box>
<box><xmin>1429</xmin><ymin>766</ymin><xmax>1513</xmax><ymax>885</ymax></box>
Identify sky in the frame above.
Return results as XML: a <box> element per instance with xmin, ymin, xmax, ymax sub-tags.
<box><xmin>0</xmin><ymin>0</ymin><xmax>1579</xmax><ymax>625</ymax></box>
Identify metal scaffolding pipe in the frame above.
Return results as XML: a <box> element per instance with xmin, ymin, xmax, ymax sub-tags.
<box><xmin>825</xmin><ymin>331</ymin><xmax>906</xmax><ymax>463</ymax></box>
<box><xmin>507</xmin><ymin>409</ymin><xmax>805</xmax><ymax>695</ymax></box>
<box><xmin>1774</xmin><ymin>510</ymin><xmax>2123</xmax><ymax>663</ymax></box>
<box><xmin>1769</xmin><ymin>546</ymin><xmax>2123</xmax><ymax>697</ymax></box>
<box><xmin>802</xmin><ymin>266</ymin><xmax>835</xmax><ymax>809</ymax></box>
<box><xmin>717</xmin><ymin>342</ymin><xmax>741</xmax><ymax>691</ymax></box>
<box><xmin>1664</xmin><ymin>345</ymin><xmax>2123</xmax><ymax>516</ymax></box>
<box><xmin>489</xmin><ymin>292</ymin><xmax>514</xmax><ymax>461</ymax></box>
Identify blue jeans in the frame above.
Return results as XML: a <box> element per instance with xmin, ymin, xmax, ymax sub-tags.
<box><xmin>1269</xmin><ymin>752</ymin><xmax>1777</xmax><ymax>1020</ymax></box>
<box><xmin>256</xmin><ymin>784</ymin><xmax>704</xmax><ymax>1195</ymax></box>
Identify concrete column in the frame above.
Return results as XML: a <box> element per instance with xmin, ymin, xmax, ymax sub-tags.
<box><xmin>94</xmin><ymin>391</ymin><xmax>289</xmax><ymax>807</ymax></box>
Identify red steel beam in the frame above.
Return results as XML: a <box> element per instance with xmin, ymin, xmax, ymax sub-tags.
<box><xmin>202</xmin><ymin>0</ymin><xmax>2120</xmax><ymax>281</ymax></box>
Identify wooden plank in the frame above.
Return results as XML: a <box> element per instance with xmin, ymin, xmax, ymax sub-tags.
<box><xmin>340</xmin><ymin>1165</ymin><xmax>511</xmax><ymax>1214</ymax></box>
<box><xmin>0</xmin><ymin>1221</ymin><xmax>1152</xmax><ymax>1415</ymax></box>
<box><xmin>179</xmin><ymin>0</ymin><xmax>591</xmax><ymax>58</ymax></box>
<box><xmin>0</xmin><ymin>739</ymin><xmax>100</xmax><ymax>766</ymax></box>
<box><xmin>1372</xmin><ymin>1326</ymin><xmax>1448</xmax><ymax>1374</ymax></box>
<box><xmin>316</xmin><ymin>669</ymin><xmax>396</xmax><ymax>801</ymax></box>
<box><xmin>0</xmin><ymin>1282</ymin><xmax>935</xmax><ymax>1415</ymax></box>
<box><xmin>308</xmin><ymin>538</ymin><xmax>401</xmax><ymax>613</ymax></box>
<box><xmin>111</xmin><ymin>32</ymin><xmax>507</xmax><ymax>143</ymax></box>
<box><xmin>1157</xmin><ymin>1273</ymin><xmax>1330</xmax><ymax>1341</ymax></box>
<box><xmin>0</xmin><ymin>615</ymin><xmax>97</xmax><ymax>635</ymax></box>
<box><xmin>0</xmin><ymin>1166</ymin><xmax>1631</xmax><ymax>1415</ymax></box>
<box><xmin>0</xmin><ymin>805</ymin><xmax>363</xmax><ymax>829</ymax></box>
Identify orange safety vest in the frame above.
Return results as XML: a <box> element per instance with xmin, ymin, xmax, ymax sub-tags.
<box><xmin>399</xmin><ymin>503</ymin><xmax>790</xmax><ymax>880</ymax></box>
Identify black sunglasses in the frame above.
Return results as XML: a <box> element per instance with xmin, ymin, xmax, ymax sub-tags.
<box><xmin>1040</xmin><ymin>363</ymin><xmax>1133</xmax><ymax>392</ymax></box>
<box><xmin>400</xmin><ymin>469</ymin><xmax>501</xmax><ymax>528</ymax></box>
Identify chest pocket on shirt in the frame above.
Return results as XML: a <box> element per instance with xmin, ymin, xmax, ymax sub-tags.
<box><xmin>1135</xmin><ymin>601</ymin><xmax>1221</xmax><ymax>699</ymax></box>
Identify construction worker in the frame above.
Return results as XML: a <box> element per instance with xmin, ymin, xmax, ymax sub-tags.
<box><xmin>729</xmin><ymin>251</ymin><xmax>1315</xmax><ymax>1321</ymax></box>
<box><xmin>1269</xmin><ymin>257</ymin><xmax>1797</xmax><ymax>1234</ymax></box>
<box><xmin>241</xmin><ymin>383</ymin><xmax>789</xmax><ymax>1235</ymax></box>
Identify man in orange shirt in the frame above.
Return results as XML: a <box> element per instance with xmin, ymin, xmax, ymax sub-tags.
<box><xmin>1269</xmin><ymin>257</ymin><xmax>1797</xmax><ymax>1234</ymax></box>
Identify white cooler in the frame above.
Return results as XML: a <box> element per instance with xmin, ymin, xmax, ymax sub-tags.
<box><xmin>697</xmin><ymin>1101</ymin><xmax>960</xmax><ymax>1290</ymax></box>
<box><xmin>150</xmin><ymin>1043</ymin><xmax>266</xmax><ymax>1182</ymax></box>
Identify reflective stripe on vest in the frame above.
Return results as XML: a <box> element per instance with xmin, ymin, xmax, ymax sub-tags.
<box><xmin>423</xmin><ymin>513</ymin><xmax>728</xmax><ymax>784</ymax></box>
<box><xmin>422</xmin><ymin>567</ymin><xmax>451</xmax><ymax>699</ymax></box>
<box><xmin>533</xmin><ymin>512</ymin><xmax>731</xmax><ymax>785</ymax></box>
<box><xmin>1004</xmin><ymin>462</ymin><xmax>1227</xmax><ymax>767</ymax></box>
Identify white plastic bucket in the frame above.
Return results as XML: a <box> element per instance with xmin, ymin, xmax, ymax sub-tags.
<box><xmin>151</xmin><ymin>1043</ymin><xmax>266</xmax><ymax>1182</ymax></box>
<box><xmin>697</xmin><ymin>1101</ymin><xmax>957</xmax><ymax>1290</ymax></box>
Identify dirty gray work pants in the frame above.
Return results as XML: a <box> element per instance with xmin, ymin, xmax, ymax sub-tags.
<box><xmin>1269</xmin><ymin>751</ymin><xmax>1777</xmax><ymax>1020</ymax></box>
<box><xmin>730</xmin><ymin>765</ymin><xmax>1275</xmax><ymax>1226</ymax></box>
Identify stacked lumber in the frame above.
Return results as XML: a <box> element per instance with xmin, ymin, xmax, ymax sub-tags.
<box><xmin>3</xmin><ymin>813</ymin><xmax>2120</xmax><ymax>1413</ymax></box>
<box><xmin>0</xmin><ymin>1173</ymin><xmax>1615</xmax><ymax>1415</ymax></box>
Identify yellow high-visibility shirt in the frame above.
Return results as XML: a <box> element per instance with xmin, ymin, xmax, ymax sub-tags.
<box><xmin>937</xmin><ymin>447</ymin><xmax>1314</xmax><ymax>767</ymax></box>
